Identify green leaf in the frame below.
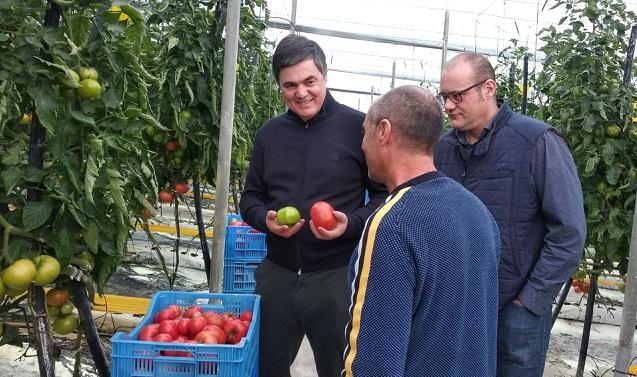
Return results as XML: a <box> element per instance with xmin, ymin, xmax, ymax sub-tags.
<box><xmin>29</xmin><ymin>83</ymin><xmax>60</xmax><ymax>134</ymax></box>
<box><xmin>53</xmin><ymin>214</ymin><xmax>78</xmax><ymax>266</ymax></box>
<box><xmin>22</xmin><ymin>201</ymin><xmax>53</xmax><ymax>231</ymax></box>
<box><xmin>2</xmin><ymin>141</ymin><xmax>25</xmax><ymax>166</ymax></box>
<box><xmin>24</xmin><ymin>167</ymin><xmax>46</xmax><ymax>183</ymax></box>
<box><xmin>605</xmin><ymin>166</ymin><xmax>622</xmax><ymax>185</ymax></box>
<box><xmin>82</xmin><ymin>220</ymin><xmax>99</xmax><ymax>254</ymax></box>
<box><xmin>584</xmin><ymin>155</ymin><xmax>600</xmax><ymax>174</ymax></box>
<box><xmin>85</xmin><ymin>155</ymin><xmax>98</xmax><ymax>204</ymax></box>
<box><xmin>2</xmin><ymin>166</ymin><xmax>22</xmax><ymax>194</ymax></box>
<box><xmin>67</xmin><ymin>14</ymin><xmax>91</xmax><ymax>48</ymax></box>
<box><xmin>71</xmin><ymin>110</ymin><xmax>95</xmax><ymax>125</ymax></box>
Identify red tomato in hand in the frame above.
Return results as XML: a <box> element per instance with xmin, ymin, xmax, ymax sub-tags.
<box><xmin>310</xmin><ymin>201</ymin><xmax>337</xmax><ymax>230</ymax></box>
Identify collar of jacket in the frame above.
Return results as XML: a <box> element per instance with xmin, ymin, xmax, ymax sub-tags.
<box><xmin>443</xmin><ymin>102</ymin><xmax>514</xmax><ymax>157</ymax></box>
<box><xmin>285</xmin><ymin>90</ymin><xmax>337</xmax><ymax>125</ymax></box>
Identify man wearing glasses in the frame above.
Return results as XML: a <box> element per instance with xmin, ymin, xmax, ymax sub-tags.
<box><xmin>434</xmin><ymin>52</ymin><xmax>586</xmax><ymax>377</ymax></box>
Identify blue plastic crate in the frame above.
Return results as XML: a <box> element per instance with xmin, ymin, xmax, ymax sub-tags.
<box><xmin>111</xmin><ymin>291</ymin><xmax>260</xmax><ymax>377</ymax></box>
<box><xmin>223</xmin><ymin>259</ymin><xmax>261</xmax><ymax>293</ymax></box>
<box><xmin>224</xmin><ymin>214</ymin><xmax>267</xmax><ymax>260</ymax></box>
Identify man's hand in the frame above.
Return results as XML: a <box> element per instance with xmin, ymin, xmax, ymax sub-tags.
<box><xmin>309</xmin><ymin>211</ymin><xmax>348</xmax><ymax>240</ymax></box>
<box><xmin>265</xmin><ymin>210</ymin><xmax>304</xmax><ymax>238</ymax></box>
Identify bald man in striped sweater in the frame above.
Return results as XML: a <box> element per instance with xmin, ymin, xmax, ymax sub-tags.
<box><xmin>343</xmin><ymin>85</ymin><xmax>500</xmax><ymax>377</ymax></box>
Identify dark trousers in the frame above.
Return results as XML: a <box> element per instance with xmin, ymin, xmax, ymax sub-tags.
<box><xmin>255</xmin><ymin>258</ymin><xmax>350</xmax><ymax>377</ymax></box>
<box><xmin>497</xmin><ymin>301</ymin><xmax>552</xmax><ymax>377</ymax></box>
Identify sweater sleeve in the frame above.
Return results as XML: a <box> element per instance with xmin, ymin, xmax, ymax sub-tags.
<box><xmin>239</xmin><ymin>135</ymin><xmax>269</xmax><ymax>232</ymax></box>
<box><xmin>344</xmin><ymin>203</ymin><xmax>413</xmax><ymax>376</ymax></box>
<box><xmin>518</xmin><ymin>130</ymin><xmax>587</xmax><ymax>315</ymax></box>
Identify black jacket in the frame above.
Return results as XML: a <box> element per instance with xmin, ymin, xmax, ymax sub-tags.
<box><xmin>240</xmin><ymin>91</ymin><xmax>387</xmax><ymax>272</ymax></box>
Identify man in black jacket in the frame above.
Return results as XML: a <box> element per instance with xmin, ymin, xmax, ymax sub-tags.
<box><xmin>240</xmin><ymin>34</ymin><xmax>387</xmax><ymax>377</ymax></box>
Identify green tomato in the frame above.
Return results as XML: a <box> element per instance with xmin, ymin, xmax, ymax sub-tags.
<box><xmin>181</xmin><ymin>110</ymin><xmax>192</xmax><ymax>122</ymax></box>
<box><xmin>277</xmin><ymin>206</ymin><xmax>301</xmax><ymax>226</ymax></box>
<box><xmin>152</xmin><ymin>133</ymin><xmax>164</xmax><ymax>144</ymax></box>
<box><xmin>1</xmin><ymin>259</ymin><xmax>37</xmax><ymax>290</ymax></box>
<box><xmin>628</xmin><ymin>128</ymin><xmax>637</xmax><ymax>142</ymax></box>
<box><xmin>0</xmin><ymin>277</ymin><xmax>5</xmax><ymax>299</ymax></box>
<box><xmin>596</xmin><ymin>181</ymin><xmax>609</xmax><ymax>194</ymax></box>
<box><xmin>60</xmin><ymin>302</ymin><xmax>75</xmax><ymax>316</ymax></box>
<box><xmin>33</xmin><ymin>255</ymin><xmax>61</xmax><ymax>286</ymax></box>
<box><xmin>144</xmin><ymin>125</ymin><xmax>156</xmax><ymax>137</ymax></box>
<box><xmin>78</xmin><ymin>67</ymin><xmax>99</xmax><ymax>81</ymax></box>
<box><xmin>47</xmin><ymin>305</ymin><xmax>61</xmax><ymax>318</ymax></box>
<box><xmin>606</xmin><ymin>124</ymin><xmax>621</xmax><ymax>138</ymax></box>
<box><xmin>52</xmin><ymin>314</ymin><xmax>79</xmax><ymax>335</ymax></box>
<box><xmin>77</xmin><ymin>79</ymin><xmax>101</xmax><ymax>100</ymax></box>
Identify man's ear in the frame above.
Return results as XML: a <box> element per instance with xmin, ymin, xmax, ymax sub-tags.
<box><xmin>484</xmin><ymin>79</ymin><xmax>497</xmax><ymax>98</ymax></box>
<box><xmin>377</xmin><ymin>119</ymin><xmax>392</xmax><ymax>145</ymax></box>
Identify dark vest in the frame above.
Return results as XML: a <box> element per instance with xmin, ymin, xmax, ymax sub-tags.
<box><xmin>434</xmin><ymin>104</ymin><xmax>551</xmax><ymax>307</ymax></box>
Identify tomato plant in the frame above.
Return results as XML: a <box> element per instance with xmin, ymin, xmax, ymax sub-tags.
<box><xmin>534</xmin><ymin>0</ymin><xmax>637</xmax><ymax>274</ymax></box>
<box><xmin>310</xmin><ymin>201</ymin><xmax>337</xmax><ymax>230</ymax></box>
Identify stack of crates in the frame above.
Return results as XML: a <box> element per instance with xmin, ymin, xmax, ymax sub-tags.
<box><xmin>111</xmin><ymin>291</ymin><xmax>260</xmax><ymax>377</ymax></box>
<box><xmin>223</xmin><ymin>214</ymin><xmax>267</xmax><ymax>293</ymax></box>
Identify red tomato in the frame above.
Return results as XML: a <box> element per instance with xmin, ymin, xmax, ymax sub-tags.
<box><xmin>202</xmin><ymin>325</ymin><xmax>227</xmax><ymax>344</ymax></box>
<box><xmin>165</xmin><ymin>140</ymin><xmax>179</xmax><ymax>152</ymax></box>
<box><xmin>159</xmin><ymin>190</ymin><xmax>173</xmax><ymax>203</ymax></box>
<box><xmin>188</xmin><ymin>316</ymin><xmax>208</xmax><ymax>337</ymax></box>
<box><xmin>155</xmin><ymin>308</ymin><xmax>176</xmax><ymax>323</ymax></box>
<box><xmin>159</xmin><ymin>320</ymin><xmax>178</xmax><ymax>339</ymax></box>
<box><xmin>221</xmin><ymin>312</ymin><xmax>237</xmax><ymax>321</ymax></box>
<box><xmin>194</xmin><ymin>331</ymin><xmax>221</xmax><ymax>344</ymax></box>
<box><xmin>204</xmin><ymin>311</ymin><xmax>225</xmax><ymax>327</ymax></box>
<box><xmin>310</xmin><ymin>201</ymin><xmax>337</xmax><ymax>230</ymax></box>
<box><xmin>173</xmin><ymin>335</ymin><xmax>189</xmax><ymax>343</ymax></box>
<box><xmin>239</xmin><ymin>310</ymin><xmax>253</xmax><ymax>323</ymax></box>
<box><xmin>174</xmin><ymin>182</ymin><xmax>189</xmax><ymax>194</ymax></box>
<box><xmin>153</xmin><ymin>333</ymin><xmax>173</xmax><ymax>342</ymax></box>
<box><xmin>138</xmin><ymin>324</ymin><xmax>161</xmax><ymax>341</ymax></box>
<box><xmin>176</xmin><ymin>318</ymin><xmax>191</xmax><ymax>336</ymax></box>
<box><xmin>222</xmin><ymin>319</ymin><xmax>248</xmax><ymax>344</ymax></box>
<box><xmin>183</xmin><ymin>305</ymin><xmax>203</xmax><ymax>318</ymax></box>
<box><xmin>166</xmin><ymin>304</ymin><xmax>181</xmax><ymax>317</ymax></box>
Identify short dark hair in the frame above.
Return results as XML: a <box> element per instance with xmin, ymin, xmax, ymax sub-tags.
<box><xmin>367</xmin><ymin>86</ymin><xmax>442</xmax><ymax>154</ymax></box>
<box><xmin>444</xmin><ymin>52</ymin><xmax>495</xmax><ymax>82</ymax></box>
<box><xmin>272</xmin><ymin>34</ymin><xmax>327</xmax><ymax>82</ymax></box>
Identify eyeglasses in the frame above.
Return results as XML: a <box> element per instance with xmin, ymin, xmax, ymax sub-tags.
<box><xmin>437</xmin><ymin>79</ymin><xmax>488</xmax><ymax>105</ymax></box>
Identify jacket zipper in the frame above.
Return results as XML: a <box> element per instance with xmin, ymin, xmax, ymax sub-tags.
<box><xmin>296</xmin><ymin>122</ymin><xmax>310</xmax><ymax>274</ymax></box>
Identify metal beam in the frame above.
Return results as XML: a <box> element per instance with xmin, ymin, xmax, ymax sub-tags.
<box><xmin>264</xmin><ymin>17</ymin><xmax>501</xmax><ymax>57</ymax></box>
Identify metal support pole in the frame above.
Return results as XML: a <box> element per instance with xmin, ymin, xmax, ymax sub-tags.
<box><xmin>576</xmin><ymin>273</ymin><xmax>599</xmax><ymax>377</ymax></box>
<box><xmin>290</xmin><ymin>0</ymin><xmax>297</xmax><ymax>34</ymax></box>
<box><xmin>209</xmin><ymin>0</ymin><xmax>240</xmax><ymax>293</ymax></box>
<box><xmin>521</xmin><ymin>55</ymin><xmax>529</xmax><ymax>115</ymax></box>
<box><xmin>552</xmin><ymin>277</ymin><xmax>572</xmax><ymax>326</ymax></box>
<box><xmin>391</xmin><ymin>61</ymin><xmax>396</xmax><ymax>89</ymax></box>
<box><xmin>613</xmin><ymin>24</ymin><xmax>637</xmax><ymax>377</ymax></box>
<box><xmin>441</xmin><ymin>10</ymin><xmax>449</xmax><ymax>75</ymax></box>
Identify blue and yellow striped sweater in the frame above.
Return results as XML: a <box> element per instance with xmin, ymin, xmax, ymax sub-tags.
<box><xmin>344</xmin><ymin>172</ymin><xmax>500</xmax><ymax>377</ymax></box>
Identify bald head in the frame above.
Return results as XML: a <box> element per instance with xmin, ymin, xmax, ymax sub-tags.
<box><xmin>366</xmin><ymin>85</ymin><xmax>442</xmax><ymax>154</ymax></box>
